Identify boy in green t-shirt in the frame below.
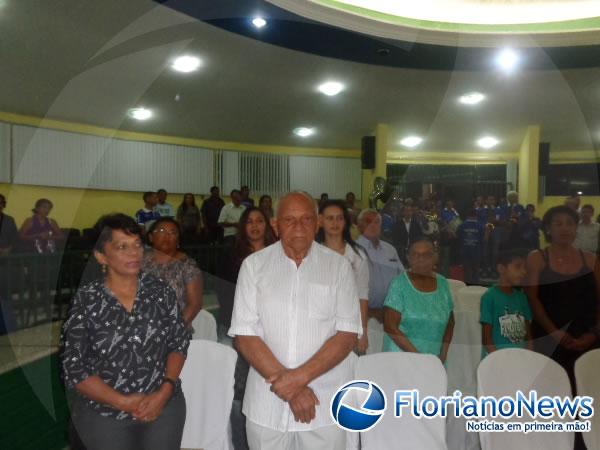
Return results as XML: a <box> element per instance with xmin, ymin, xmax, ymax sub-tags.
<box><xmin>480</xmin><ymin>249</ymin><xmax>533</xmax><ymax>355</ymax></box>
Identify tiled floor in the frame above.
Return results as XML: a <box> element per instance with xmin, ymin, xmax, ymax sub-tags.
<box><xmin>0</xmin><ymin>321</ymin><xmax>61</xmax><ymax>375</ymax></box>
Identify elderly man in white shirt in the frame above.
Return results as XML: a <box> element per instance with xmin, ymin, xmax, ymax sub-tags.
<box><xmin>229</xmin><ymin>191</ymin><xmax>361</xmax><ymax>450</ymax></box>
<box><xmin>356</xmin><ymin>209</ymin><xmax>405</xmax><ymax>324</ymax></box>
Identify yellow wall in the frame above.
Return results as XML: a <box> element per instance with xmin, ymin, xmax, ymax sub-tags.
<box><xmin>538</xmin><ymin>196</ymin><xmax>600</xmax><ymax>217</ymax></box>
<box><xmin>518</xmin><ymin>125</ymin><xmax>541</xmax><ymax>206</ymax></box>
<box><xmin>0</xmin><ymin>183</ymin><xmax>196</xmax><ymax>230</ymax></box>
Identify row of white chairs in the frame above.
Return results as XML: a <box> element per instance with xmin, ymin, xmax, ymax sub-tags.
<box><xmin>178</xmin><ymin>337</ymin><xmax>600</xmax><ymax>450</ymax></box>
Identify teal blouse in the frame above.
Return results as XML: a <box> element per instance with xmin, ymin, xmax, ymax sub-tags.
<box><xmin>383</xmin><ymin>272</ymin><xmax>453</xmax><ymax>356</ymax></box>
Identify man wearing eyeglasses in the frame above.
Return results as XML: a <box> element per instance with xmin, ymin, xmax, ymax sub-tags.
<box><xmin>229</xmin><ymin>191</ymin><xmax>361</xmax><ymax>450</ymax></box>
<box><xmin>0</xmin><ymin>194</ymin><xmax>18</xmax><ymax>255</ymax></box>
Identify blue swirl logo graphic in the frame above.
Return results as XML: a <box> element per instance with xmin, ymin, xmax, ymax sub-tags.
<box><xmin>330</xmin><ymin>380</ymin><xmax>387</xmax><ymax>432</ymax></box>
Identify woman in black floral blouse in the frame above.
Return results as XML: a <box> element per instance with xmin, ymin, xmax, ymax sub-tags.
<box><xmin>60</xmin><ymin>213</ymin><xmax>190</xmax><ymax>450</ymax></box>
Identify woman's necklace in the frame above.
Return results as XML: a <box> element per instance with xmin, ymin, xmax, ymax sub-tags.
<box><xmin>551</xmin><ymin>247</ymin><xmax>571</xmax><ymax>265</ymax></box>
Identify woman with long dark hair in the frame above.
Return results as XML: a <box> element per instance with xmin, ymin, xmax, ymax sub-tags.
<box><xmin>219</xmin><ymin>207</ymin><xmax>276</xmax><ymax>326</ymax></box>
<box><xmin>218</xmin><ymin>206</ymin><xmax>276</xmax><ymax>450</ymax></box>
<box><xmin>176</xmin><ymin>193</ymin><xmax>201</xmax><ymax>243</ymax></box>
<box><xmin>316</xmin><ymin>199</ymin><xmax>369</xmax><ymax>353</ymax></box>
<box><xmin>258</xmin><ymin>195</ymin><xmax>274</xmax><ymax>220</ymax></box>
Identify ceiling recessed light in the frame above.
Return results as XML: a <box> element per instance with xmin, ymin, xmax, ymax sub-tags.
<box><xmin>252</xmin><ymin>17</ymin><xmax>267</xmax><ymax>28</ymax></box>
<box><xmin>400</xmin><ymin>136</ymin><xmax>423</xmax><ymax>148</ymax></box>
<box><xmin>128</xmin><ymin>107</ymin><xmax>153</xmax><ymax>121</ymax></box>
<box><xmin>477</xmin><ymin>136</ymin><xmax>499</xmax><ymax>149</ymax></box>
<box><xmin>318</xmin><ymin>81</ymin><xmax>345</xmax><ymax>97</ymax></box>
<box><xmin>171</xmin><ymin>55</ymin><xmax>201</xmax><ymax>73</ymax></box>
<box><xmin>293</xmin><ymin>127</ymin><xmax>315</xmax><ymax>137</ymax></box>
<box><xmin>496</xmin><ymin>48</ymin><xmax>519</xmax><ymax>72</ymax></box>
<box><xmin>459</xmin><ymin>92</ymin><xmax>486</xmax><ymax>105</ymax></box>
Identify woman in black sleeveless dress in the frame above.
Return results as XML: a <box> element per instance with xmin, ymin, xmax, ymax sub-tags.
<box><xmin>526</xmin><ymin>206</ymin><xmax>599</xmax><ymax>383</ymax></box>
<box><xmin>526</xmin><ymin>206</ymin><xmax>599</xmax><ymax>450</ymax></box>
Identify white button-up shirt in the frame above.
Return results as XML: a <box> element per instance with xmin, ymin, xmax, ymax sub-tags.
<box><xmin>228</xmin><ymin>241</ymin><xmax>362</xmax><ymax>432</ymax></box>
<box><xmin>218</xmin><ymin>203</ymin><xmax>246</xmax><ymax>237</ymax></box>
<box><xmin>343</xmin><ymin>243</ymin><xmax>369</xmax><ymax>301</ymax></box>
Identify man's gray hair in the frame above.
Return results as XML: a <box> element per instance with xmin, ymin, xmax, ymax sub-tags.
<box><xmin>357</xmin><ymin>208</ymin><xmax>380</xmax><ymax>226</ymax></box>
<box><xmin>274</xmin><ymin>191</ymin><xmax>318</xmax><ymax>217</ymax></box>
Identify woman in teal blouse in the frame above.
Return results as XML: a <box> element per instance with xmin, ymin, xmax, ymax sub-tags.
<box><xmin>383</xmin><ymin>239</ymin><xmax>455</xmax><ymax>362</ymax></box>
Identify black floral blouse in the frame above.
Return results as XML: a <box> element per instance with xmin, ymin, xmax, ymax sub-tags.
<box><xmin>60</xmin><ymin>273</ymin><xmax>190</xmax><ymax>420</ymax></box>
<box><xmin>142</xmin><ymin>252</ymin><xmax>202</xmax><ymax>313</ymax></box>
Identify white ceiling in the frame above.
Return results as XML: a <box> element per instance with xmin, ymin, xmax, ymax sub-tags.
<box><xmin>305</xmin><ymin>0</ymin><xmax>600</xmax><ymax>24</ymax></box>
<box><xmin>1</xmin><ymin>0</ymin><xmax>599</xmax><ymax>157</ymax></box>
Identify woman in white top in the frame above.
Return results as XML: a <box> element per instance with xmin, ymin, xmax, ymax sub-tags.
<box><xmin>317</xmin><ymin>199</ymin><xmax>370</xmax><ymax>353</ymax></box>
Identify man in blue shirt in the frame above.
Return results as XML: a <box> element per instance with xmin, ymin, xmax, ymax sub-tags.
<box><xmin>135</xmin><ymin>191</ymin><xmax>161</xmax><ymax>233</ymax></box>
<box><xmin>457</xmin><ymin>210</ymin><xmax>489</xmax><ymax>284</ymax></box>
<box><xmin>356</xmin><ymin>209</ymin><xmax>404</xmax><ymax>324</ymax></box>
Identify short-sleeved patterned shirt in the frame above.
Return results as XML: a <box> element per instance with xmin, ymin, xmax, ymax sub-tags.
<box><xmin>142</xmin><ymin>252</ymin><xmax>203</xmax><ymax>312</ymax></box>
<box><xmin>60</xmin><ymin>273</ymin><xmax>190</xmax><ymax>420</ymax></box>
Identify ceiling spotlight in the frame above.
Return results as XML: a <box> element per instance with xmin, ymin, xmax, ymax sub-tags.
<box><xmin>128</xmin><ymin>107</ymin><xmax>153</xmax><ymax>121</ymax></box>
<box><xmin>497</xmin><ymin>48</ymin><xmax>519</xmax><ymax>72</ymax></box>
<box><xmin>400</xmin><ymin>136</ymin><xmax>423</xmax><ymax>148</ymax></box>
<box><xmin>171</xmin><ymin>55</ymin><xmax>201</xmax><ymax>73</ymax></box>
<box><xmin>252</xmin><ymin>17</ymin><xmax>267</xmax><ymax>28</ymax></box>
<box><xmin>477</xmin><ymin>136</ymin><xmax>499</xmax><ymax>149</ymax></box>
<box><xmin>459</xmin><ymin>92</ymin><xmax>486</xmax><ymax>105</ymax></box>
<box><xmin>293</xmin><ymin>127</ymin><xmax>315</xmax><ymax>137</ymax></box>
<box><xmin>318</xmin><ymin>81</ymin><xmax>345</xmax><ymax>96</ymax></box>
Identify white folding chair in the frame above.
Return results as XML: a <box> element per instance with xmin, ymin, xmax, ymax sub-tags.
<box><xmin>191</xmin><ymin>309</ymin><xmax>218</xmax><ymax>341</ymax></box>
<box><xmin>446</xmin><ymin>279</ymin><xmax>466</xmax><ymax>303</ymax></box>
<box><xmin>366</xmin><ymin>317</ymin><xmax>384</xmax><ymax>355</ymax></box>
<box><xmin>477</xmin><ymin>348</ymin><xmax>573</xmax><ymax>450</ymax></box>
<box><xmin>356</xmin><ymin>352</ymin><xmax>448</xmax><ymax>450</ymax></box>
<box><xmin>446</xmin><ymin>286</ymin><xmax>485</xmax><ymax>395</ymax></box>
<box><xmin>575</xmin><ymin>349</ymin><xmax>600</xmax><ymax>450</ymax></box>
<box><xmin>181</xmin><ymin>340</ymin><xmax>237</xmax><ymax>450</ymax></box>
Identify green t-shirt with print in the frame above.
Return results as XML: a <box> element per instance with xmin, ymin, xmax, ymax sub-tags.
<box><xmin>480</xmin><ymin>285</ymin><xmax>532</xmax><ymax>355</ymax></box>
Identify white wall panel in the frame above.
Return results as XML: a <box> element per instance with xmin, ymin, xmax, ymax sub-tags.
<box><xmin>0</xmin><ymin>123</ymin><xmax>11</xmax><ymax>183</ymax></box>
<box><xmin>290</xmin><ymin>156</ymin><xmax>361</xmax><ymax>199</ymax></box>
<box><xmin>12</xmin><ymin>125</ymin><xmax>213</xmax><ymax>193</ymax></box>
<box><xmin>221</xmin><ymin>151</ymin><xmax>240</xmax><ymax>195</ymax></box>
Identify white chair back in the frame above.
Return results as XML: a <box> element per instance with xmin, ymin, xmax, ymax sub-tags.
<box><xmin>447</xmin><ymin>279</ymin><xmax>466</xmax><ymax>303</ymax></box>
<box><xmin>366</xmin><ymin>317</ymin><xmax>384</xmax><ymax>355</ymax></box>
<box><xmin>454</xmin><ymin>286</ymin><xmax>486</xmax><ymax>313</ymax></box>
<box><xmin>446</xmin><ymin>286</ymin><xmax>485</xmax><ymax>397</ymax></box>
<box><xmin>356</xmin><ymin>352</ymin><xmax>448</xmax><ymax>450</ymax></box>
<box><xmin>191</xmin><ymin>309</ymin><xmax>218</xmax><ymax>341</ymax></box>
<box><xmin>181</xmin><ymin>340</ymin><xmax>237</xmax><ymax>450</ymax></box>
<box><xmin>575</xmin><ymin>349</ymin><xmax>600</xmax><ymax>450</ymax></box>
<box><xmin>477</xmin><ymin>348</ymin><xmax>573</xmax><ymax>450</ymax></box>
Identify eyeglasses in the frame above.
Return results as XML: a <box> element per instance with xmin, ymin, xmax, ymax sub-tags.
<box><xmin>153</xmin><ymin>228</ymin><xmax>178</xmax><ymax>236</ymax></box>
